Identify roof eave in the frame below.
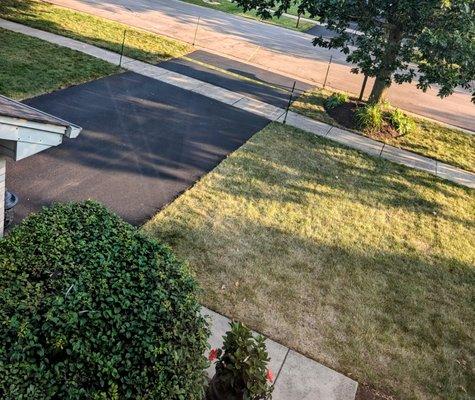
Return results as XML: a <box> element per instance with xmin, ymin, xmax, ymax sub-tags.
<box><xmin>66</xmin><ymin>124</ymin><xmax>82</xmax><ymax>139</ymax></box>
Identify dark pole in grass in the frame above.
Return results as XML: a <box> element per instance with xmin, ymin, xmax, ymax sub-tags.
<box><xmin>296</xmin><ymin>13</ymin><xmax>301</xmax><ymax>28</ymax></box>
<box><xmin>119</xmin><ymin>29</ymin><xmax>127</xmax><ymax>67</ymax></box>
<box><xmin>193</xmin><ymin>16</ymin><xmax>201</xmax><ymax>46</ymax></box>
<box><xmin>358</xmin><ymin>74</ymin><xmax>369</xmax><ymax>102</ymax></box>
<box><xmin>283</xmin><ymin>80</ymin><xmax>297</xmax><ymax>124</ymax></box>
<box><xmin>323</xmin><ymin>55</ymin><xmax>332</xmax><ymax>89</ymax></box>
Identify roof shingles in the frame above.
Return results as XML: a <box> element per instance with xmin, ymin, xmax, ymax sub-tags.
<box><xmin>0</xmin><ymin>95</ymin><xmax>68</xmax><ymax>127</ymax></box>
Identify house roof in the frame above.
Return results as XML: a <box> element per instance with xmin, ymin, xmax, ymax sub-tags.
<box><xmin>0</xmin><ymin>95</ymin><xmax>82</xmax><ymax>161</ymax></box>
<box><xmin>0</xmin><ymin>95</ymin><xmax>70</xmax><ymax>127</ymax></box>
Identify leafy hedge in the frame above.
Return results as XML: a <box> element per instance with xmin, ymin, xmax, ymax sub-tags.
<box><xmin>0</xmin><ymin>201</ymin><xmax>209</xmax><ymax>399</ymax></box>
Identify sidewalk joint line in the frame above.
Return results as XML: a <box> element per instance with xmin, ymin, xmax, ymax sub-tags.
<box><xmin>276</xmin><ymin>110</ymin><xmax>287</xmax><ymax>121</ymax></box>
<box><xmin>273</xmin><ymin>347</ymin><xmax>290</xmax><ymax>387</ymax></box>
<box><xmin>231</xmin><ymin>97</ymin><xmax>246</xmax><ymax>106</ymax></box>
<box><xmin>325</xmin><ymin>126</ymin><xmax>334</xmax><ymax>137</ymax></box>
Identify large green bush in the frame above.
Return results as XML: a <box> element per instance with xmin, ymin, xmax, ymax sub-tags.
<box><xmin>0</xmin><ymin>201</ymin><xmax>209</xmax><ymax>400</ymax></box>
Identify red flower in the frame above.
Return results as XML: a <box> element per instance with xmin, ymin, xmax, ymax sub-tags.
<box><xmin>208</xmin><ymin>348</ymin><xmax>218</xmax><ymax>362</ymax></box>
<box><xmin>266</xmin><ymin>369</ymin><xmax>274</xmax><ymax>382</ymax></box>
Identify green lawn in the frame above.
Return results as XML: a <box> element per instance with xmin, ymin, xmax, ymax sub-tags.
<box><xmin>180</xmin><ymin>0</ymin><xmax>315</xmax><ymax>31</ymax></box>
<box><xmin>144</xmin><ymin>122</ymin><xmax>475</xmax><ymax>400</ymax></box>
<box><xmin>0</xmin><ymin>28</ymin><xmax>117</xmax><ymax>100</ymax></box>
<box><xmin>0</xmin><ymin>0</ymin><xmax>191</xmax><ymax>65</ymax></box>
<box><xmin>292</xmin><ymin>89</ymin><xmax>475</xmax><ymax>173</ymax></box>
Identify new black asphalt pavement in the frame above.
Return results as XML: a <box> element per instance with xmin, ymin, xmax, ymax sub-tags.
<box><xmin>7</xmin><ymin>71</ymin><xmax>269</xmax><ymax>226</ymax></box>
<box><xmin>159</xmin><ymin>50</ymin><xmax>313</xmax><ymax>108</ymax></box>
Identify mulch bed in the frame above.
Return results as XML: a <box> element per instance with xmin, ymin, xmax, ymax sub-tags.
<box><xmin>326</xmin><ymin>100</ymin><xmax>359</xmax><ymax>130</ymax></box>
<box><xmin>326</xmin><ymin>101</ymin><xmax>401</xmax><ymax>140</ymax></box>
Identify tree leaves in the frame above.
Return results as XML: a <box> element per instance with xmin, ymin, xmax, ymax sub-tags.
<box><xmin>233</xmin><ymin>0</ymin><xmax>475</xmax><ymax>100</ymax></box>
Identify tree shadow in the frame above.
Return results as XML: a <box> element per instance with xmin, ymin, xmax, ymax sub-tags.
<box><xmin>6</xmin><ymin>70</ymin><xmax>270</xmax><ymax>225</ymax></box>
<box><xmin>204</xmin><ymin>127</ymin><xmax>475</xmax><ymax>228</ymax></box>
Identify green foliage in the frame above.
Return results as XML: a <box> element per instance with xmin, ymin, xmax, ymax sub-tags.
<box><xmin>387</xmin><ymin>109</ymin><xmax>416</xmax><ymax>136</ymax></box>
<box><xmin>324</xmin><ymin>92</ymin><xmax>349</xmax><ymax>109</ymax></box>
<box><xmin>354</xmin><ymin>103</ymin><xmax>384</xmax><ymax>132</ymax></box>
<box><xmin>0</xmin><ymin>201</ymin><xmax>209</xmax><ymax>400</ymax></box>
<box><xmin>209</xmin><ymin>322</ymin><xmax>273</xmax><ymax>400</ymax></box>
<box><xmin>234</xmin><ymin>0</ymin><xmax>475</xmax><ymax>102</ymax></box>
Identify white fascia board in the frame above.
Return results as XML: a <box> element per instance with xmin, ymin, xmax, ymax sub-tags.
<box><xmin>18</xmin><ymin>126</ymin><xmax>63</xmax><ymax>146</ymax></box>
<box><xmin>0</xmin><ymin>115</ymin><xmax>68</xmax><ymax>134</ymax></box>
<box><xmin>15</xmin><ymin>141</ymin><xmax>53</xmax><ymax>161</ymax></box>
<box><xmin>0</xmin><ymin>124</ymin><xmax>63</xmax><ymax>147</ymax></box>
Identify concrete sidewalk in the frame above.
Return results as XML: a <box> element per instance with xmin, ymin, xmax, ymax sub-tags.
<box><xmin>203</xmin><ymin>307</ymin><xmax>358</xmax><ymax>400</ymax></box>
<box><xmin>3</xmin><ymin>18</ymin><xmax>472</xmax><ymax>188</ymax></box>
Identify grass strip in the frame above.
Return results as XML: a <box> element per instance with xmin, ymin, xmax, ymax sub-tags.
<box><xmin>0</xmin><ymin>28</ymin><xmax>118</xmax><ymax>99</ymax></box>
<box><xmin>0</xmin><ymin>0</ymin><xmax>191</xmax><ymax>65</ymax></box>
<box><xmin>292</xmin><ymin>89</ymin><xmax>475</xmax><ymax>173</ymax></box>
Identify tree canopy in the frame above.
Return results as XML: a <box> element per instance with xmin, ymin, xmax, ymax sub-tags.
<box><xmin>234</xmin><ymin>0</ymin><xmax>475</xmax><ymax>103</ymax></box>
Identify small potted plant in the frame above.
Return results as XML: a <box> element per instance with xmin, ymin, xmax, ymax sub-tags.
<box><xmin>207</xmin><ymin>322</ymin><xmax>274</xmax><ymax>400</ymax></box>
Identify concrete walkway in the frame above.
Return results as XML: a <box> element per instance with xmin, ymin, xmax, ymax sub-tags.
<box><xmin>202</xmin><ymin>307</ymin><xmax>358</xmax><ymax>400</ymax></box>
<box><xmin>3</xmin><ymin>18</ymin><xmax>472</xmax><ymax>189</ymax></box>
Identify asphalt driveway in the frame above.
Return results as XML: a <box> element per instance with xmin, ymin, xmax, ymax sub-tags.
<box><xmin>160</xmin><ymin>50</ymin><xmax>313</xmax><ymax>108</ymax></box>
<box><xmin>6</xmin><ymin>71</ymin><xmax>269</xmax><ymax>226</ymax></box>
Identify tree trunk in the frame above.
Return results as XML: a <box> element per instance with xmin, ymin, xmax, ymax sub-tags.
<box><xmin>368</xmin><ymin>76</ymin><xmax>390</xmax><ymax>103</ymax></box>
<box><xmin>368</xmin><ymin>25</ymin><xmax>403</xmax><ymax>104</ymax></box>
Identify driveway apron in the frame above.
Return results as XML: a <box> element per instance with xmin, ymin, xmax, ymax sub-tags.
<box><xmin>159</xmin><ymin>50</ymin><xmax>313</xmax><ymax>108</ymax></box>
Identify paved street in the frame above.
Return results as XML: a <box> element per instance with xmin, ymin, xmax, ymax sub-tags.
<box><xmin>46</xmin><ymin>0</ymin><xmax>474</xmax><ymax>131</ymax></box>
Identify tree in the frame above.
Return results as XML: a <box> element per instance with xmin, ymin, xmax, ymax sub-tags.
<box><xmin>233</xmin><ymin>0</ymin><xmax>475</xmax><ymax>103</ymax></box>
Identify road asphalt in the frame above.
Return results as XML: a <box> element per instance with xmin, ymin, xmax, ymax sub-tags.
<box><xmin>45</xmin><ymin>0</ymin><xmax>474</xmax><ymax>131</ymax></box>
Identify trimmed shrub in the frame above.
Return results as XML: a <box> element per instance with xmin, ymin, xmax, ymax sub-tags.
<box><xmin>324</xmin><ymin>92</ymin><xmax>349</xmax><ymax>109</ymax></box>
<box><xmin>0</xmin><ymin>201</ymin><xmax>209</xmax><ymax>400</ymax></box>
<box><xmin>387</xmin><ymin>108</ymin><xmax>416</xmax><ymax>135</ymax></box>
<box><xmin>354</xmin><ymin>103</ymin><xmax>384</xmax><ymax>132</ymax></box>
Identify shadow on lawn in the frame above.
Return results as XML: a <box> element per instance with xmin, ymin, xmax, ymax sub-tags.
<box><xmin>209</xmin><ymin>129</ymin><xmax>475</xmax><ymax>228</ymax></box>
